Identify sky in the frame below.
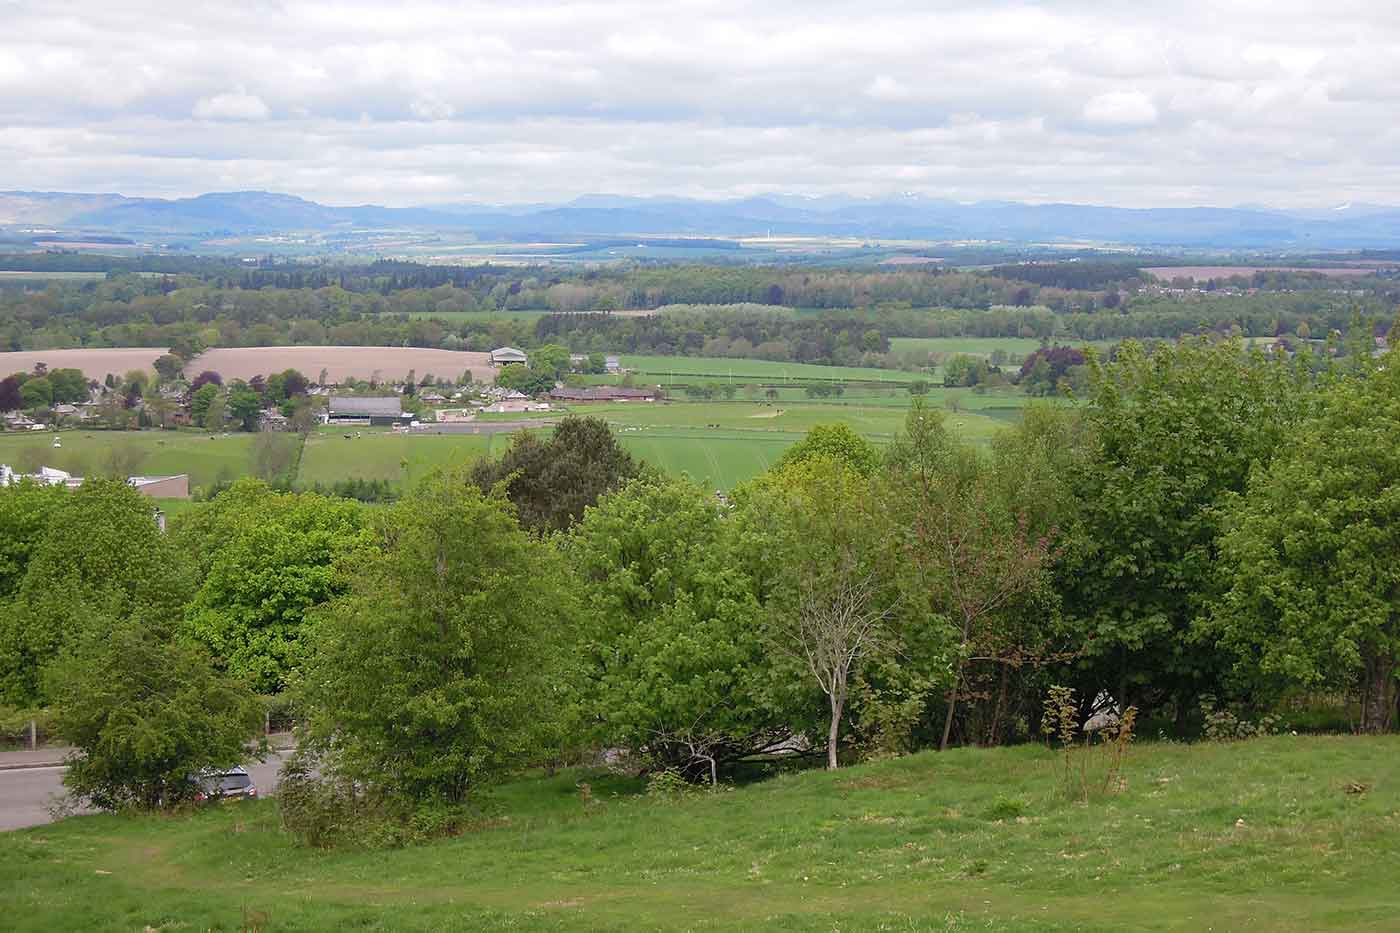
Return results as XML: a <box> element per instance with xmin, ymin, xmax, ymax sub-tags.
<box><xmin>2</xmin><ymin>1</ymin><xmax>1399</xmax><ymax>208</ymax></box>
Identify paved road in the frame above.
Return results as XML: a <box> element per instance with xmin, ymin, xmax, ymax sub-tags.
<box><xmin>0</xmin><ymin>751</ymin><xmax>290</xmax><ymax>831</ymax></box>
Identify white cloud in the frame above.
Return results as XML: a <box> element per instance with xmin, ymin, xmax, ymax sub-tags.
<box><xmin>865</xmin><ymin>75</ymin><xmax>912</xmax><ymax>102</ymax></box>
<box><xmin>192</xmin><ymin>90</ymin><xmax>269</xmax><ymax>121</ymax></box>
<box><xmin>0</xmin><ymin>1</ymin><xmax>1397</xmax><ymax>207</ymax></box>
<box><xmin>1082</xmin><ymin>91</ymin><xmax>1158</xmax><ymax>126</ymax></box>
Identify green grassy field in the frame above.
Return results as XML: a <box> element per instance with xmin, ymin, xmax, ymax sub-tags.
<box><xmin>1</xmin><ymin>394</ymin><xmax>1026</xmax><ymax>494</ymax></box>
<box><xmin>296</xmin><ymin>430</ymin><xmax>499</xmax><ymax>486</ymax></box>
<box><xmin>618</xmin><ymin>355</ymin><xmax>923</xmax><ymax>384</ymax></box>
<box><xmin>0</xmin><ymin>431</ymin><xmax>256</xmax><ymax>488</ymax></box>
<box><xmin>889</xmin><ymin>337</ymin><xmax>1112</xmax><ymax>359</ymax></box>
<box><xmin>3</xmin><ymin>735</ymin><xmax>1396</xmax><ymax>931</ymax></box>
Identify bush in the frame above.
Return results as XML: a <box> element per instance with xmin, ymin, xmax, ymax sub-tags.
<box><xmin>645</xmin><ymin>769</ymin><xmax>702</xmax><ymax>802</ymax></box>
<box><xmin>1199</xmin><ymin>695</ymin><xmax>1282</xmax><ymax>741</ymax></box>
<box><xmin>277</xmin><ymin>751</ymin><xmax>479</xmax><ymax>849</ymax></box>
<box><xmin>48</xmin><ymin>623</ymin><xmax>265</xmax><ymax>811</ymax></box>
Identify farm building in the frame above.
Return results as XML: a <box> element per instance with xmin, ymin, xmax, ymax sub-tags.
<box><xmin>549</xmin><ymin>386</ymin><xmax>657</xmax><ymax>402</ymax></box>
<box><xmin>489</xmin><ymin>346</ymin><xmax>528</xmax><ymax>366</ymax></box>
<box><xmin>327</xmin><ymin>395</ymin><xmax>412</xmax><ymax>426</ymax></box>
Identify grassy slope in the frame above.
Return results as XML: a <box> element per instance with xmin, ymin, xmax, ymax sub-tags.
<box><xmin>2</xmin><ymin>736</ymin><xmax>1396</xmax><ymax>931</ymax></box>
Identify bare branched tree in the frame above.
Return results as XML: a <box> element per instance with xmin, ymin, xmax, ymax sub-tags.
<box><xmin>778</xmin><ymin>554</ymin><xmax>893</xmax><ymax>770</ymax></box>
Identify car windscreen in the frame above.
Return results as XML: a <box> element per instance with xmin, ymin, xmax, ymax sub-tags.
<box><xmin>216</xmin><ymin>773</ymin><xmax>252</xmax><ymax>791</ymax></box>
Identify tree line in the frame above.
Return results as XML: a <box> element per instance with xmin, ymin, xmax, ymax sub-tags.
<box><xmin>0</xmin><ymin>337</ymin><xmax>1396</xmax><ymax>837</ymax></box>
<box><xmin>4</xmin><ymin>257</ymin><xmax>1392</xmax><ymax>374</ymax></box>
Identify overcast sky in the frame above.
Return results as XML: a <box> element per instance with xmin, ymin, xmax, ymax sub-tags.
<box><xmin>3</xmin><ymin>1</ymin><xmax>1399</xmax><ymax>208</ymax></box>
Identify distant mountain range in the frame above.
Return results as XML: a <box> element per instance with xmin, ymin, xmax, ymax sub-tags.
<box><xmin>5</xmin><ymin>189</ymin><xmax>1400</xmax><ymax>249</ymax></box>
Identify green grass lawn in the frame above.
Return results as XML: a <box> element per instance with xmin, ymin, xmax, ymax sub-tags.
<box><xmin>0</xmin><ymin>430</ymin><xmax>256</xmax><ymax>489</ymax></box>
<box><xmin>3</xmin><ymin>736</ymin><xmax>1396</xmax><ymax>931</ymax></box>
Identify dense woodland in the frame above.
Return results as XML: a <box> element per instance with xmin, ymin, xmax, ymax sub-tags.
<box><xmin>1</xmin><ymin>337</ymin><xmax>1397</xmax><ymax>840</ymax></box>
<box><xmin>1</xmin><ymin>257</ymin><xmax>1394</xmax><ymax>371</ymax></box>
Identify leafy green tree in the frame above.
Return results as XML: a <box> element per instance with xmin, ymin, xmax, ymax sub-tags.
<box><xmin>19</xmin><ymin>376</ymin><xmax>51</xmax><ymax>409</ymax></box>
<box><xmin>153</xmin><ymin>354</ymin><xmax>183</xmax><ymax>382</ymax></box>
<box><xmin>884</xmin><ymin>403</ymin><xmax>1056</xmax><ymax>750</ymax></box>
<box><xmin>47</xmin><ymin>368</ymin><xmax>89</xmax><ymax>404</ymax></box>
<box><xmin>0</xmin><ymin>480</ymin><xmax>68</xmax><ymax>599</ymax></box>
<box><xmin>1062</xmin><ymin>339</ymin><xmax>1309</xmax><ymax>724</ymax></box>
<box><xmin>1211</xmin><ymin>360</ymin><xmax>1400</xmax><ymax>732</ymax></box>
<box><xmin>774</xmin><ymin>423</ymin><xmax>881</xmax><ymax>476</ymax></box>
<box><xmin>567</xmin><ymin>474</ymin><xmax>801</xmax><ymax>780</ymax></box>
<box><xmin>227</xmin><ymin>385</ymin><xmax>262</xmax><ymax>432</ymax></box>
<box><xmin>190</xmin><ymin>382</ymin><xmax>220</xmax><ymax>427</ymax></box>
<box><xmin>177</xmin><ymin>481</ymin><xmax>371</xmax><ymax>693</ymax></box>
<box><xmin>494</xmin><ymin>363</ymin><xmax>554</xmax><ymax>396</ymax></box>
<box><xmin>293</xmin><ymin>471</ymin><xmax>580</xmax><ymax>805</ymax></box>
<box><xmin>0</xmin><ymin>479</ymin><xmax>192</xmax><ymax>706</ymax></box>
<box><xmin>204</xmin><ymin>392</ymin><xmax>229</xmax><ymax>432</ymax></box>
<box><xmin>908</xmin><ymin>379</ymin><xmax>930</xmax><ymax>396</ymax></box>
<box><xmin>531</xmin><ymin>344</ymin><xmax>571</xmax><ymax>379</ymax></box>
<box><xmin>737</xmin><ymin>458</ymin><xmax>898</xmax><ymax>769</ymax></box>
<box><xmin>48</xmin><ymin>621</ymin><xmax>263</xmax><ymax>811</ymax></box>
<box><xmin>470</xmin><ymin>417</ymin><xmax>639</xmax><ymax>533</ymax></box>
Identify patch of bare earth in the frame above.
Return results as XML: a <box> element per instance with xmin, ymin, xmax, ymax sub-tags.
<box><xmin>0</xmin><ymin>347</ymin><xmax>168</xmax><ymax>377</ymax></box>
<box><xmin>184</xmin><ymin>346</ymin><xmax>494</xmax><ymax>383</ymax></box>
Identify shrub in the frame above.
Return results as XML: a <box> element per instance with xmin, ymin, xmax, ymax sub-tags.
<box><xmin>1199</xmin><ymin>695</ymin><xmax>1282</xmax><ymax>741</ymax></box>
<box><xmin>48</xmin><ymin>622</ymin><xmax>265</xmax><ymax>811</ymax></box>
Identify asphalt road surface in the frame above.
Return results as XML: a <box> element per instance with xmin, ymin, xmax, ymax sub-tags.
<box><xmin>0</xmin><ymin>750</ymin><xmax>290</xmax><ymax>832</ymax></box>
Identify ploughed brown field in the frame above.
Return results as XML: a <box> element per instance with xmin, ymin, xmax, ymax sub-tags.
<box><xmin>184</xmin><ymin>346</ymin><xmax>494</xmax><ymax>383</ymax></box>
<box><xmin>1143</xmin><ymin>265</ymin><xmax>1380</xmax><ymax>281</ymax></box>
<box><xmin>0</xmin><ymin>346</ymin><xmax>495</xmax><ymax>384</ymax></box>
<box><xmin>0</xmin><ymin>347</ymin><xmax>167</xmax><ymax>378</ymax></box>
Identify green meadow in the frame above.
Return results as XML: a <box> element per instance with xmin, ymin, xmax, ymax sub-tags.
<box><xmin>889</xmin><ymin>336</ymin><xmax>1113</xmax><ymax>359</ymax></box>
<box><xmin>617</xmin><ymin>354</ymin><xmax>923</xmax><ymax>384</ymax></box>
<box><xmin>3</xmin><ymin>735</ymin><xmax>1396</xmax><ymax>931</ymax></box>
<box><xmin>0</xmin><ymin>431</ymin><xmax>255</xmax><ymax>487</ymax></box>
<box><xmin>1</xmin><ymin>393</ymin><xmax>1032</xmax><ymax>493</ymax></box>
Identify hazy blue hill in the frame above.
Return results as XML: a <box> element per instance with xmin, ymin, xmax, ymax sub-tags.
<box><xmin>71</xmin><ymin>191</ymin><xmax>348</xmax><ymax>233</ymax></box>
<box><xmin>7</xmin><ymin>188</ymin><xmax>1400</xmax><ymax>247</ymax></box>
<box><xmin>0</xmin><ymin>191</ymin><xmax>138</xmax><ymax>226</ymax></box>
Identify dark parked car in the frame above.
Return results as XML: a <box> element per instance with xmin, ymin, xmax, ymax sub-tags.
<box><xmin>194</xmin><ymin>766</ymin><xmax>257</xmax><ymax>802</ymax></box>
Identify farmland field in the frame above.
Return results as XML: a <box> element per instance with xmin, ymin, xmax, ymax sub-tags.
<box><xmin>184</xmin><ymin>346</ymin><xmax>494</xmax><ymax>383</ymax></box>
<box><xmin>889</xmin><ymin>336</ymin><xmax>1111</xmax><ymax>359</ymax></box>
<box><xmin>614</xmin><ymin>355</ymin><xmax>923</xmax><ymax>384</ymax></box>
<box><xmin>296</xmin><ymin>430</ymin><xmax>499</xmax><ymax>486</ymax></box>
<box><xmin>0</xmin><ymin>430</ymin><xmax>255</xmax><ymax>488</ymax></box>
<box><xmin>1</xmin><ymin>397</ymin><xmax>1023</xmax><ymax>493</ymax></box>
<box><xmin>1142</xmin><ymin>265</ymin><xmax>1380</xmax><ymax>281</ymax></box>
<box><xmin>0</xmin><ymin>347</ymin><xmax>167</xmax><ymax>378</ymax></box>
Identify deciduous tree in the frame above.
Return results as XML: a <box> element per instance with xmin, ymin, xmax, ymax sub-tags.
<box><xmin>293</xmin><ymin>472</ymin><xmax>579</xmax><ymax>805</ymax></box>
<box><xmin>1212</xmin><ymin>358</ymin><xmax>1400</xmax><ymax>732</ymax></box>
